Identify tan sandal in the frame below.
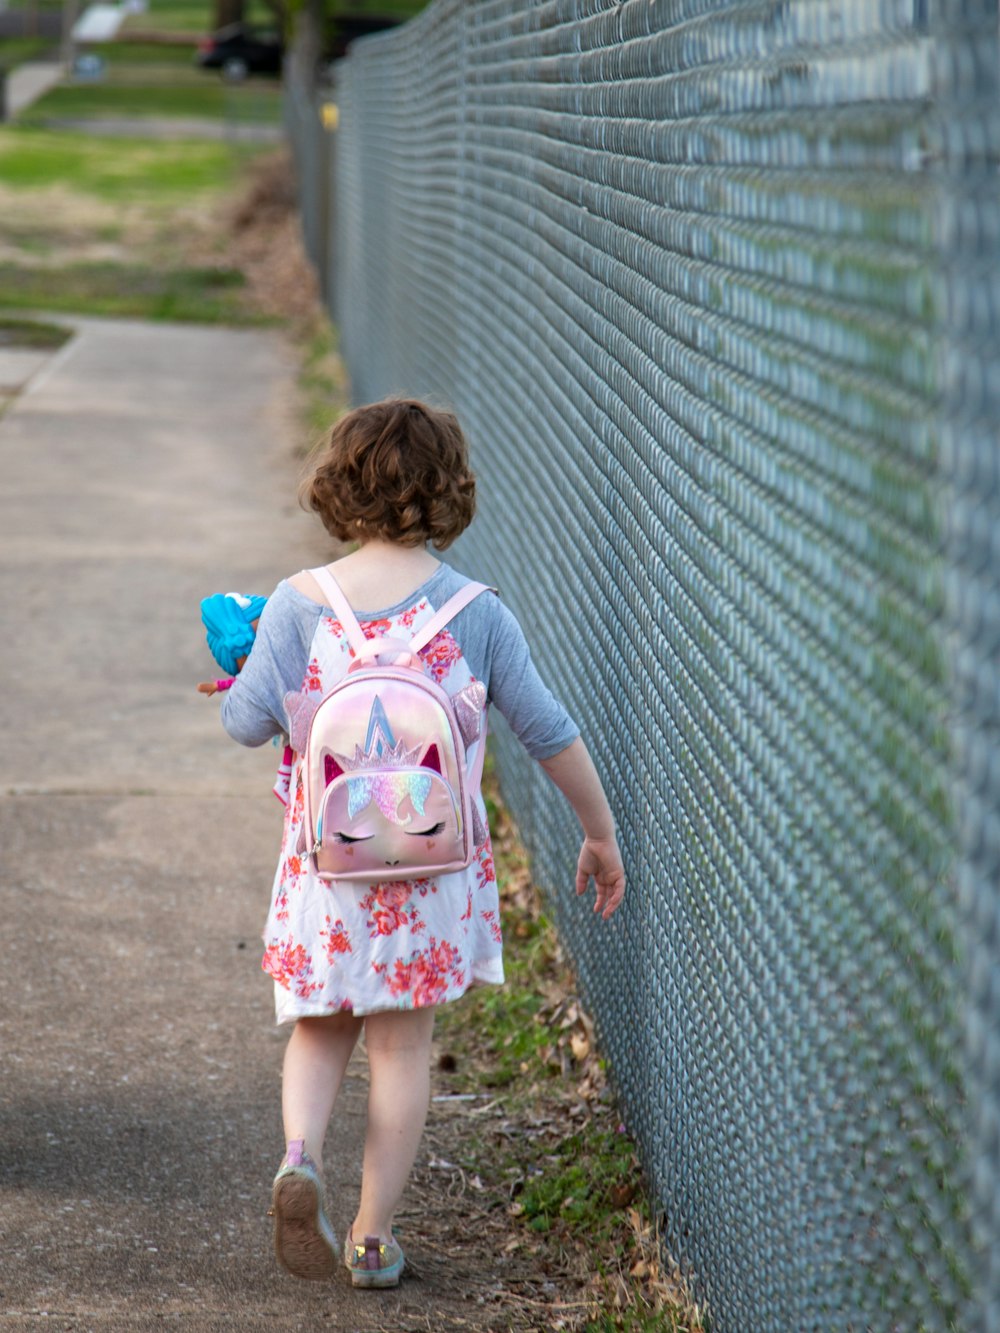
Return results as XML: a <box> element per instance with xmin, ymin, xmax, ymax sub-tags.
<box><xmin>344</xmin><ymin>1227</ymin><xmax>405</xmax><ymax>1288</ymax></box>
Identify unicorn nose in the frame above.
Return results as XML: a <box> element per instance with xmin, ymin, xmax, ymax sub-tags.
<box><xmin>385</xmin><ymin>859</ymin><xmax>400</xmax><ymax>867</ymax></box>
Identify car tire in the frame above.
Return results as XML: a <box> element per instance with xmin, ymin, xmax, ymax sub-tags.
<box><xmin>222</xmin><ymin>55</ymin><xmax>249</xmax><ymax>81</ymax></box>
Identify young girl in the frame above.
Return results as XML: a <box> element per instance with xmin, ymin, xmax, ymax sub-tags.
<box><xmin>219</xmin><ymin>398</ymin><xmax>625</xmax><ymax>1288</ymax></box>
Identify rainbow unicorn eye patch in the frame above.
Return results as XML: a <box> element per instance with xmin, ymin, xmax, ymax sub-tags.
<box><xmin>345</xmin><ymin>771</ymin><xmax>433</xmax><ymax>822</ymax></box>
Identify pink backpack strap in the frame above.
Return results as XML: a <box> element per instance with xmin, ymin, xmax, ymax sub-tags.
<box><xmin>467</xmin><ymin>707</ymin><xmax>489</xmax><ymax>793</ymax></box>
<box><xmin>409</xmin><ymin>581</ymin><xmax>495</xmax><ymax>653</ymax></box>
<box><xmin>306</xmin><ymin>566</ymin><xmax>495</xmax><ymax>657</ymax></box>
<box><xmin>306</xmin><ymin>566</ymin><xmax>369</xmax><ymax>657</ymax></box>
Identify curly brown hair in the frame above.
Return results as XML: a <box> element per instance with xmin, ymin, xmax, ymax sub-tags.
<box><xmin>300</xmin><ymin>399</ymin><xmax>477</xmax><ymax>549</ymax></box>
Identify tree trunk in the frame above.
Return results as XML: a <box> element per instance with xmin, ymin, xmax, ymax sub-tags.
<box><xmin>212</xmin><ymin>0</ymin><xmax>245</xmax><ymax>30</ymax></box>
<box><xmin>258</xmin><ymin>0</ymin><xmax>286</xmax><ymax>30</ymax></box>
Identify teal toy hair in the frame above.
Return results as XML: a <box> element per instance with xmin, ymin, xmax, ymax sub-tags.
<box><xmin>199</xmin><ymin>591</ymin><xmax>294</xmax><ymax>808</ymax></box>
<box><xmin>201</xmin><ymin>592</ymin><xmax>268</xmax><ymax>677</ymax></box>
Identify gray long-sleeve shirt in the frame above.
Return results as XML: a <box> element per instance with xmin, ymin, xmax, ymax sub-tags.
<box><xmin>220</xmin><ymin>564</ymin><xmax>579</xmax><ymax>760</ymax></box>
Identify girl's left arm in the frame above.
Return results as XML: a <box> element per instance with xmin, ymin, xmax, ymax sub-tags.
<box><xmin>539</xmin><ymin>737</ymin><xmax>626</xmax><ymax>921</ymax></box>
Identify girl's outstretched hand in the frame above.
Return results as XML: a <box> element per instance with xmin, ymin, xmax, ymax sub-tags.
<box><xmin>576</xmin><ymin>835</ymin><xmax>626</xmax><ymax>920</ymax></box>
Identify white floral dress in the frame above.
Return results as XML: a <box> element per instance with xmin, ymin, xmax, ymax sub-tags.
<box><xmin>262</xmin><ymin>594</ymin><xmax>504</xmax><ymax>1023</ymax></box>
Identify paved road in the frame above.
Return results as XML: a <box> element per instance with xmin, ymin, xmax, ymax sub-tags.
<box><xmin>0</xmin><ymin>318</ymin><xmax>485</xmax><ymax>1331</ymax></box>
<box><xmin>0</xmin><ymin>14</ymin><xmax>61</xmax><ymax>40</ymax></box>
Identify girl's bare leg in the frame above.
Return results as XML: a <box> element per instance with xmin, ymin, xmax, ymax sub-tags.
<box><xmin>351</xmin><ymin>1006</ymin><xmax>436</xmax><ymax>1243</ymax></box>
<box><xmin>281</xmin><ymin>1013</ymin><xmax>363</xmax><ymax>1167</ymax></box>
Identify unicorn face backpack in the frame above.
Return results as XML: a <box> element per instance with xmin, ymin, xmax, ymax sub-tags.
<box><xmin>284</xmin><ymin>566</ymin><xmax>493</xmax><ymax>884</ymax></box>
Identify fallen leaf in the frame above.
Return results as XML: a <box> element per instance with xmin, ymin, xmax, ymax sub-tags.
<box><xmin>570</xmin><ymin>1032</ymin><xmax>590</xmax><ymax>1062</ymax></box>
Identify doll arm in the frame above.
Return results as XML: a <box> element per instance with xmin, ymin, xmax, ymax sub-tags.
<box><xmin>197</xmin><ymin>677</ymin><xmax>236</xmax><ymax>696</ymax></box>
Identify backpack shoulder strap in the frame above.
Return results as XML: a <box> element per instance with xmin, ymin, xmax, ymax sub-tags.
<box><xmin>306</xmin><ymin>565</ymin><xmax>368</xmax><ymax>658</ymax></box>
<box><xmin>409</xmin><ymin>581</ymin><xmax>496</xmax><ymax>654</ymax></box>
<box><xmin>307</xmin><ymin>566</ymin><xmax>495</xmax><ymax>658</ymax></box>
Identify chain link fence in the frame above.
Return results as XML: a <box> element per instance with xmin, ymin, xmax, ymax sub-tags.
<box><xmin>285</xmin><ymin>2</ymin><xmax>999</xmax><ymax>1327</ymax></box>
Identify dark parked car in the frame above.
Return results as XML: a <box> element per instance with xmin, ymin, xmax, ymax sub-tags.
<box><xmin>195</xmin><ymin>24</ymin><xmax>283</xmax><ymax>79</ymax></box>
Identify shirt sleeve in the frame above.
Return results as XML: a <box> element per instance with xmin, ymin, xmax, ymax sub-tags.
<box><xmin>219</xmin><ymin>581</ymin><xmax>320</xmax><ymax>747</ymax></box>
<box><xmin>476</xmin><ymin>596</ymin><xmax>580</xmax><ymax>760</ymax></box>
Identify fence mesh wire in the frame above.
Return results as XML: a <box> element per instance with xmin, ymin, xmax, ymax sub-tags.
<box><xmin>286</xmin><ymin>2</ymin><xmax>1000</xmax><ymax>1327</ymax></box>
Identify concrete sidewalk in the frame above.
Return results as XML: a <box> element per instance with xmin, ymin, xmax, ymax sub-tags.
<box><xmin>5</xmin><ymin>62</ymin><xmax>65</xmax><ymax>118</ymax></box>
<box><xmin>0</xmin><ymin>318</ymin><xmax>482</xmax><ymax>1330</ymax></box>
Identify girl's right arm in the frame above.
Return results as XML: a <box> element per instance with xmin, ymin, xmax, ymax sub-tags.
<box><xmin>219</xmin><ymin>582</ymin><xmax>319</xmax><ymax>746</ymax></box>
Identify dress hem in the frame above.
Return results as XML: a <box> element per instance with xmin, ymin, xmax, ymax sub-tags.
<box><xmin>271</xmin><ymin>959</ymin><xmax>505</xmax><ymax>1026</ymax></box>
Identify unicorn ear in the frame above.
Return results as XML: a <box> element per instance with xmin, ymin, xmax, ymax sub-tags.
<box><xmin>284</xmin><ymin>690</ymin><xmax>322</xmax><ymax>753</ymax></box>
<box><xmin>420</xmin><ymin>743</ymin><xmax>442</xmax><ymax>774</ymax></box>
<box><xmin>324</xmin><ymin>753</ymin><xmax>344</xmax><ymax>785</ymax></box>
<box><xmin>453</xmin><ymin>682</ymin><xmax>487</xmax><ymax>747</ymax></box>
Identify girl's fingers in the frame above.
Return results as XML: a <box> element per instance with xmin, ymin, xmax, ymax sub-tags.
<box><xmin>593</xmin><ymin>873</ymin><xmax>625</xmax><ymax>919</ymax></box>
<box><xmin>576</xmin><ymin>848</ymin><xmax>626</xmax><ymax>919</ymax></box>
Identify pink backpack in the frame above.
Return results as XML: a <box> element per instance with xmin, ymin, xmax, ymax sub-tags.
<box><xmin>286</xmin><ymin>566</ymin><xmax>492</xmax><ymax>884</ymax></box>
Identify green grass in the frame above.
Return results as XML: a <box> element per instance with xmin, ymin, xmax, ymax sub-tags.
<box><xmin>0</xmin><ymin>37</ymin><xmax>57</xmax><ymax>63</ymax></box>
<box><xmin>0</xmin><ymin>316</ymin><xmax>72</xmax><ymax>349</ymax></box>
<box><xmin>0</xmin><ymin>110</ymin><xmax>280</xmax><ymax>325</ymax></box>
<box><xmin>329</xmin><ymin>0</ymin><xmax>430</xmax><ymax>15</ymax></box>
<box><xmin>0</xmin><ymin>260</ymin><xmax>263</xmax><ymax>323</ymax></box>
<box><xmin>120</xmin><ymin>0</ymin><xmax>214</xmax><ymax>35</ymax></box>
<box><xmin>584</xmin><ymin>1315</ymin><xmax>693</xmax><ymax>1333</ymax></box>
<box><xmin>516</xmin><ymin>1124</ymin><xmax>641</xmax><ymax>1236</ymax></box>
<box><xmin>0</xmin><ymin>126</ymin><xmax>259</xmax><ymax>199</ymax></box>
<box><xmin>18</xmin><ymin>72</ymin><xmax>282</xmax><ymax>124</ymax></box>
<box><xmin>120</xmin><ymin>0</ymin><xmax>432</xmax><ymax>42</ymax></box>
<box><xmin>297</xmin><ymin>317</ymin><xmax>349</xmax><ymax>446</ymax></box>
<box><xmin>119</xmin><ymin>0</ymin><xmax>281</xmax><ymax>35</ymax></box>
<box><xmin>86</xmin><ymin>40</ymin><xmax>204</xmax><ymax>64</ymax></box>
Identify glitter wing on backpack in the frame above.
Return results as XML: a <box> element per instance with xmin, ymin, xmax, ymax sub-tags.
<box><xmin>284</xmin><ymin>567</ymin><xmax>493</xmax><ymax>884</ymax></box>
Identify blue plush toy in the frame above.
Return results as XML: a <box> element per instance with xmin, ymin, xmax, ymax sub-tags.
<box><xmin>197</xmin><ymin>592</ymin><xmax>268</xmax><ymax>694</ymax></box>
<box><xmin>198</xmin><ymin>591</ymin><xmax>294</xmax><ymax>806</ymax></box>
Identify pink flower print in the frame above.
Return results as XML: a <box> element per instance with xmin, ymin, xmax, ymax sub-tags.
<box><xmin>419</xmin><ymin>628</ymin><xmax>463</xmax><ymax>683</ymax></box>
<box><xmin>460</xmin><ymin>890</ymin><xmax>473</xmax><ymax>922</ymax></box>
<box><xmin>399</xmin><ymin>601</ymin><xmax>428</xmax><ymax>629</ymax></box>
<box><xmin>321</xmin><ymin>916</ymin><xmax>352</xmax><ymax>960</ymax></box>
<box><xmin>304</xmin><ymin>657</ymin><xmax>324</xmax><ymax>692</ymax></box>
<box><xmin>324</xmin><ymin>617</ymin><xmax>355</xmax><ymax>654</ymax></box>
<box><xmin>359</xmin><ymin>882</ymin><xmax>408</xmax><ymax>914</ymax></box>
<box><xmin>262</xmin><ymin>940</ymin><xmax>321</xmax><ymax>998</ymax></box>
<box><xmin>274</xmin><ymin>887</ymin><xmax>290</xmax><ymax>925</ymax></box>
<box><xmin>375</xmin><ymin>938</ymin><xmax>463</xmax><ymax>1006</ymax></box>
<box><xmin>369</xmin><ymin>903</ymin><xmax>409</xmax><ymax>937</ymax></box>
<box><xmin>361</xmin><ymin>618</ymin><xmax>392</xmax><ymax>640</ymax></box>
<box><xmin>279</xmin><ymin>850</ymin><xmax>304</xmax><ymax>896</ymax></box>
<box><xmin>360</xmin><ymin>882</ymin><xmax>426</xmax><ymax>938</ymax></box>
<box><xmin>482</xmin><ymin>910</ymin><xmax>503</xmax><ymax>945</ymax></box>
<box><xmin>475</xmin><ymin>844</ymin><xmax>496</xmax><ymax>889</ymax></box>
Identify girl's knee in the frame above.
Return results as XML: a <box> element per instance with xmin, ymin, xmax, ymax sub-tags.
<box><xmin>364</xmin><ymin>1005</ymin><xmax>436</xmax><ymax>1055</ymax></box>
<box><xmin>296</xmin><ymin>1012</ymin><xmax>363</xmax><ymax>1042</ymax></box>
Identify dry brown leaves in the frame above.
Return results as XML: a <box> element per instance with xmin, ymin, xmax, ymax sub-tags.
<box><xmin>224</xmin><ymin>149</ymin><xmax>324</xmax><ymax>331</ymax></box>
